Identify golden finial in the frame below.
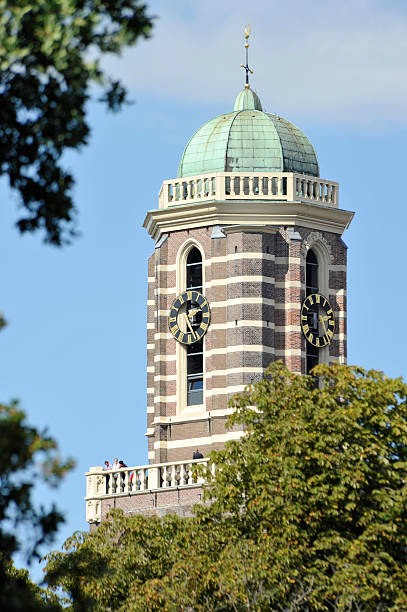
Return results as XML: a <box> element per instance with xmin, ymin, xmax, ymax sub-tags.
<box><xmin>241</xmin><ymin>24</ymin><xmax>254</xmax><ymax>89</ymax></box>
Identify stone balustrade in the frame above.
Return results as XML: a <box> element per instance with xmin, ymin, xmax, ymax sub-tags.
<box><xmin>158</xmin><ymin>172</ymin><xmax>338</xmax><ymax>209</ymax></box>
<box><xmin>85</xmin><ymin>458</ymin><xmax>211</xmax><ymax>524</ymax></box>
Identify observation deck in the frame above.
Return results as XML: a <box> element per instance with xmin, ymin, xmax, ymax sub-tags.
<box><xmin>85</xmin><ymin>458</ymin><xmax>211</xmax><ymax>526</ymax></box>
<box><xmin>158</xmin><ymin>171</ymin><xmax>338</xmax><ymax>210</ymax></box>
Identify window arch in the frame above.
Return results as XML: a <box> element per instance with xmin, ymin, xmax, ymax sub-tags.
<box><xmin>175</xmin><ymin>241</ymin><xmax>205</xmax><ymax>411</ymax></box>
<box><xmin>185</xmin><ymin>247</ymin><xmax>203</xmax><ymax>406</ymax></box>
<box><xmin>305</xmin><ymin>248</ymin><xmax>319</xmax><ymax>375</ymax></box>
<box><xmin>186</xmin><ymin>247</ymin><xmax>202</xmax><ymax>292</ymax></box>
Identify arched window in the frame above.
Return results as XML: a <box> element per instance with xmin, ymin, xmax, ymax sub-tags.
<box><xmin>186</xmin><ymin>248</ymin><xmax>203</xmax><ymax>405</ymax></box>
<box><xmin>186</xmin><ymin>247</ymin><xmax>202</xmax><ymax>292</ymax></box>
<box><xmin>306</xmin><ymin>249</ymin><xmax>319</xmax><ymax>375</ymax></box>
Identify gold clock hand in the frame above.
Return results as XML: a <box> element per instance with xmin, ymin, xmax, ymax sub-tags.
<box><xmin>319</xmin><ymin>314</ymin><xmax>327</xmax><ymax>336</ymax></box>
<box><xmin>184</xmin><ymin>313</ymin><xmax>196</xmax><ymax>338</ymax></box>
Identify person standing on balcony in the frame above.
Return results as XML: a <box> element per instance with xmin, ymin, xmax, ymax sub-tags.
<box><xmin>118</xmin><ymin>460</ymin><xmax>128</xmax><ymax>491</ymax></box>
<box><xmin>111</xmin><ymin>458</ymin><xmax>120</xmax><ymax>492</ymax></box>
<box><xmin>193</xmin><ymin>449</ymin><xmax>204</xmax><ymax>459</ymax></box>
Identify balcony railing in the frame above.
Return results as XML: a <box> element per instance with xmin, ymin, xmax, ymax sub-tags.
<box><xmin>85</xmin><ymin>458</ymin><xmax>211</xmax><ymax>523</ymax></box>
<box><xmin>158</xmin><ymin>172</ymin><xmax>338</xmax><ymax>209</ymax></box>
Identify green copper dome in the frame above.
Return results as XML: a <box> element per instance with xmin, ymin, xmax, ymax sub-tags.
<box><xmin>177</xmin><ymin>89</ymin><xmax>319</xmax><ymax>178</ymax></box>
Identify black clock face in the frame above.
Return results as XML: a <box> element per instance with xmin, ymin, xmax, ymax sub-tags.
<box><xmin>301</xmin><ymin>293</ymin><xmax>335</xmax><ymax>348</ymax></box>
<box><xmin>169</xmin><ymin>291</ymin><xmax>210</xmax><ymax>344</ymax></box>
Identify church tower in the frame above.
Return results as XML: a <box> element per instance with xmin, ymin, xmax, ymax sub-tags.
<box><xmin>85</xmin><ymin>34</ymin><xmax>355</xmax><ymax>526</ymax></box>
<box><xmin>143</xmin><ymin>38</ymin><xmax>353</xmax><ymax>466</ymax></box>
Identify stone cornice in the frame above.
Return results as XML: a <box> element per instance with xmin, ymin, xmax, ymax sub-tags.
<box><xmin>143</xmin><ymin>200</ymin><xmax>354</xmax><ymax>242</ymax></box>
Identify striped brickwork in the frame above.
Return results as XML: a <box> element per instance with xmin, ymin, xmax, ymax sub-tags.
<box><xmin>146</xmin><ymin>224</ymin><xmax>347</xmax><ymax>464</ymax></box>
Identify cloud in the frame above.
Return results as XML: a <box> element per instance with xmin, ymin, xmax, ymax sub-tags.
<box><xmin>104</xmin><ymin>0</ymin><xmax>407</xmax><ymax>125</ymax></box>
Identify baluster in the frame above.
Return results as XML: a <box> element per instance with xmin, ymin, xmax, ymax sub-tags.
<box><xmin>267</xmin><ymin>176</ymin><xmax>272</xmax><ymax>195</ymax></box>
<box><xmin>180</xmin><ymin>463</ymin><xmax>186</xmax><ymax>486</ymax></box>
<box><xmin>122</xmin><ymin>470</ymin><xmax>129</xmax><ymax>493</ymax></box>
<box><xmin>239</xmin><ymin>176</ymin><xmax>244</xmax><ymax>195</ymax></box>
<box><xmin>107</xmin><ymin>472</ymin><xmax>113</xmax><ymax>495</ymax></box>
<box><xmin>331</xmin><ymin>185</ymin><xmax>336</xmax><ymax>205</ymax></box>
<box><xmin>186</xmin><ymin>463</ymin><xmax>193</xmax><ymax>485</ymax></box>
<box><xmin>248</xmin><ymin>176</ymin><xmax>254</xmax><ymax>195</ymax></box>
<box><xmin>279</xmin><ymin>176</ymin><xmax>284</xmax><ymax>196</ymax></box>
<box><xmin>170</xmin><ymin>465</ymin><xmax>176</xmax><ymax>487</ymax></box>
<box><xmin>162</xmin><ymin>466</ymin><xmax>168</xmax><ymax>488</ymax></box>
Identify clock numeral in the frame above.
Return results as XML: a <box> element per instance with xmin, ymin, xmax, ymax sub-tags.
<box><xmin>308</xmin><ymin>296</ymin><xmax>314</xmax><ymax>306</ymax></box>
<box><xmin>303</xmin><ymin>303</ymin><xmax>309</xmax><ymax>311</ymax></box>
<box><xmin>315</xmin><ymin>294</ymin><xmax>320</xmax><ymax>304</ymax></box>
<box><xmin>328</xmin><ymin>319</ymin><xmax>334</xmax><ymax>327</ymax></box>
<box><xmin>302</xmin><ymin>324</ymin><xmax>309</xmax><ymax>334</ymax></box>
<box><xmin>308</xmin><ymin>333</ymin><xmax>314</xmax><ymax>343</ymax></box>
<box><xmin>171</xmin><ymin>324</ymin><xmax>179</xmax><ymax>334</ymax></box>
<box><xmin>202</xmin><ymin>312</ymin><xmax>210</xmax><ymax>320</ymax></box>
<box><xmin>316</xmin><ymin>337</ymin><xmax>320</xmax><ymax>347</ymax></box>
<box><xmin>178</xmin><ymin>332</ymin><xmax>185</xmax><ymax>343</ymax></box>
<box><xmin>301</xmin><ymin>315</ymin><xmax>308</xmax><ymax>321</ymax></box>
<box><xmin>178</xmin><ymin>295</ymin><xmax>184</xmax><ymax>305</ymax></box>
<box><xmin>322</xmin><ymin>298</ymin><xmax>327</xmax><ymax>307</ymax></box>
<box><xmin>326</xmin><ymin>328</ymin><xmax>334</xmax><ymax>339</ymax></box>
<box><xmin>187</xmin><ymin>291</ymin><xmax>192</xmax><ymax>301</ymax></box>
<box><xmin>322</xmin><ymin>335</ymin><xmax>328</xmax><ymax>346</ymax></box>
<box><xmin>187</xmin><ymin>334</ymin><xmax>193</xmax><ymax>344</ymax></box>
<box><xmin>169</xmin><ymin>316</ymin><xmax>176</xmax><ymax>323</ymax></box>
<box><xmin>201</xmin><ymin>322</ymin><xmax>208</xmax><ymax>331</ymax></box>
<box><xmin>326</xmin><ymin>308</ymin><xmax>332</xmax><ymax>315</ymax></box>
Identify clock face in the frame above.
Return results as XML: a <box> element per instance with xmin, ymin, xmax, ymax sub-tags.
<box><xmin>301</xmin><ymin>293</ymin><xmax>335</xmax><ymax>348</ymax></box>
<box><xmin>169</xmin><ymin>290</ymin><xmax>210</xmax><ymax>345</ymax></box>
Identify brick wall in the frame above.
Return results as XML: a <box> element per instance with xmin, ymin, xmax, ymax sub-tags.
<box><xmin>146</xmin><ymin>224</ymin><xmax>347</xmax><ymax>464</ymax></box>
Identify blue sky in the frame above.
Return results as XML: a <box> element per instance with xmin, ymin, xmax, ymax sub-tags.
<box><xmin>2</xmin><ymin>0</ymin><xmax>407</xmax><ymax>581</ymax></box>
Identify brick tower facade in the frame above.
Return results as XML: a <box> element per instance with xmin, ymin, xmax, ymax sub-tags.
<box><xmin>144</xmin><ymin>175</ymin><xmax>353</xmax><ymax>464</ymax></box>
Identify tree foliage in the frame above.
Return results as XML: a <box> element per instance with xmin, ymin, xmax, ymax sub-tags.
<box><xmin>0</xmin><ymin>1</ymin><xmax>153</xmax><ymax>245</ymax></box>
<box><xmin>45</xmin><ymin>362</ymin><xmax>407</xmax><ymax>610</ymax></box>
<box><xmin>2</xmin><ymin>561</ymin><xmax>63</xmax><ymax>612</ymax></box>
<box><xmin>0</xmin><ymin>398</ymin><xmax>74</xmax><ymax>611</ymax></box>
